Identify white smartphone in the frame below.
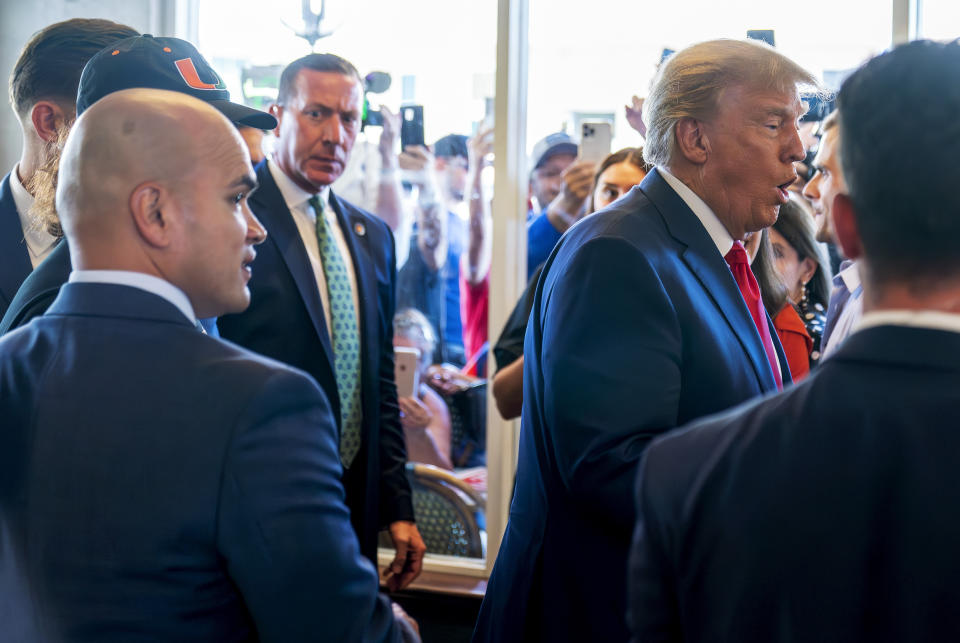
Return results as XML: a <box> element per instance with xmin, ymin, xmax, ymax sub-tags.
<box><xmin>579</xmin><ymin>121</ymin><xmax>613</xmax><ymax>164</ymax></box>
<box><xmin>394</xmin><ymin>347</ymin><xmax>421</xmax><ymax>398</ymax></box>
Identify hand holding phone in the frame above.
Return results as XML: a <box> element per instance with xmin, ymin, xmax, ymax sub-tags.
<box><xmin>394</xmin><ymin>346</ymin><xmax>421</xmax><ymax>398</ymax></box>
<box><xmin>400</xmin><ymin>105</ymin><xmax>425</xmax><ymax>150</ymax></box>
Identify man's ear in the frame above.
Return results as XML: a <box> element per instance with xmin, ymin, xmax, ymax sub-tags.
<box><xmin>30</xmin><ymin>101</ymin><xmax>67</xmax><ymax>143</ymax></box>
<box><xmin>674</xmin><ymin>117</ymin><xmax>709</xmax><ymax>165</ymax></box>
<box><xmin>832</xmin><ymin>193</ymin><xmax>863</xmax><ymax>261</ymax></box>
<box><xmin>129</xmin><ymin>182</ymin><xmax>177</xmax><ymax>249</ymax></box>
<box><xmin>269</xmin><ymin>103</ymin><xmax>283</xmax><ymax>137</ymax></box>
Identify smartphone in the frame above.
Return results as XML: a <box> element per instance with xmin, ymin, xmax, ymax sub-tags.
<box><xmin>394</xmin><ymin>346</ymin><xmax>421</xmax><ymax>398</ymax></box>
<box><xmin>579</xmin><ymin>121</ymin><xmax>613</xmax><ymax>164</ymax></box>
<box><xmin>747</xmin><ymin>30</ymin><xmax>775</xmax><ymax>47</ymax></box>
<box><xmin>400</xmin><ymin>105</ymin><xmax>425</xmax><ymax>150</ymax></box>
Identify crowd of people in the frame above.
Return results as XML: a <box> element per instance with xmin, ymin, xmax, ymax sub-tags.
<box><xmin>0</xmin><ymin>14</ymin><xmax>959</xmax><ymax>643</ymax></box>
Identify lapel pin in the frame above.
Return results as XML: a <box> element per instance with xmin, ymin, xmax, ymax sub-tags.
<box><xmin>354</xmin><ymin>222</ymin><xmax>366</xmax><ymax>237</ymax></box>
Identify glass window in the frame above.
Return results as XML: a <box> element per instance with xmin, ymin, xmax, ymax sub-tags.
<box><xmin>919</xmin><ymin>0</ymin><xmax>960</xmax><ymax>41</ymax></box>
<box><xmin>527</xmin><ymin>0</ymin><xmax>893</xmax><ymax>155</ymax></box>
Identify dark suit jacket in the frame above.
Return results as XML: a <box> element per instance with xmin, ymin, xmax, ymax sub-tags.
<box><xmin>0</xmin><ymin>172</ymin><xmax>33</xmax><ymax>319</ymax></box>
<box><xmin>0</xmin><ymin>240</ymin><xmax>218</xmax><ymax>336</ymax></box>
<box><xmin>474</xmin><ymin>169</ymin><xmax>789</xmax><ymax>643</ymax></box>
<box><xmin>217</xmin><ymin>160</ymin><xmax>413</xmax><ymax>561</ymax></box>
<box><xmin>629</xmin><ymin>324</ymin><xmax>960</xmax><ymax>642</ymax></box>
<box><xmin>0</xmin><ymin>282</ymin><xmax>407</xmax><ymax>642</ymax></box>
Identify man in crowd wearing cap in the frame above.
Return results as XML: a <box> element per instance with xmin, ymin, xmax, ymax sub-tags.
<box><xmin>0</xmin><ymin>87</ymin><xmax>418</xmax><ymax>642</ymax></box>
<box><xmin>629</xmin><ymin>39</ymin><xmax>960</xmax><ymax>643</ymax></box>
<box><xmin>0</xmin><ymin>34</ymin><xmax>276</xmax><ymax>336</ymax></box>
<box><xmin>475</xmin><ymin>39</ymin><xmax>809</xmax><ymax>642</ymax></box>
<box><xmin>396</xmin><ymin>133</ymin><xmax>470</xmax><ymax>366</ymax></box>
<box><xmin>1</xmin><ymin>18</ymin><xmax>138</xmax><ymax>319</ymax></box>
<box><xmin>525</xmin><ymin>132</ymin><xmax>595</xmax><ymax>279</ymax></box>
<box><xmin>802</xmin><ymin>111</ymin><xmax>861</xmax><ymax>358</ymax></box>
<box><xmin>216</xmin><ymin>53</ymin><xmax>426</xmax><ymax>589</ymax></box>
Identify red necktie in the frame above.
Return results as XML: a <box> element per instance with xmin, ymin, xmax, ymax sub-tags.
<box><xmin>724</xmin><ymin>240</ymin><xmax>782</xmax><ymax>390</ymax></box>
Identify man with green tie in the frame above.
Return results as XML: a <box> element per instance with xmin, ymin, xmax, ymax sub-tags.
<box><xmin>217</xmin><ymin>54</ymin><xmax>426</xmax><ymax>591</ymax></box>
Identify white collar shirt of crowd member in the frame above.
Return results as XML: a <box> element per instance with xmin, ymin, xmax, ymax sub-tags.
<box><xmin>822</xmin><ymin>260</ymin><xmax>863</xmax><ymax>358</ymax></box>
<box><xmin>267</xmin><ymin>155</ymin><xmax>360</xmax><ymax>341</ymax></box>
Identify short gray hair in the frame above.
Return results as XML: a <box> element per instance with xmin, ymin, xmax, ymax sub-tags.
<box><xmin>643</xmin><ymin>39</ymin><xmax>820</xmax><ymax>167</ymax></box>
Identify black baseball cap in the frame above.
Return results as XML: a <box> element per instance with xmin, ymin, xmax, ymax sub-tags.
<box><xmin>76</xmin><ymin>34</ymin><xmax>277</xmax><ymax>130</ymax></box>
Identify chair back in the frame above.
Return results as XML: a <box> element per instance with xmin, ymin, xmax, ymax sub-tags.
<box><xmin>406</xmin><ymin>463</ymin><xmax>485</xmax><ymax>558</ymax></box>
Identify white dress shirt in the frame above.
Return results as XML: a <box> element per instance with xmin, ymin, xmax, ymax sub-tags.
<box><xmin>9</xmin><ymin>164</ymin><xmax>57</xmax><ymax>267</ymax></box>
<box><xmin>659</xmin><ymin>166</ymin><xmax>735</xmax><ymax>256</ymax></box>
<box><xmin>822</xmin><ymin>260</ymin><xmax>863</xmax><ymax>358</ymax></box>
<box><xmin>69</xmin><ymin>270</ymin><xmax>197</xmax><ymax>325</ymax></box>
<box><xmin>855</xmin><ymin>309</ymin><xmax>960</xmax><ymax>336</ymax></box>
<box><xmin>267</xmin><ymin>157</ymin><xmax>360</xmax><ymax>340</ymax></box>
<box><xmin>658</xmin><ymin>166</ymin><xmax>782</xmax><ymax>380</ymax></box>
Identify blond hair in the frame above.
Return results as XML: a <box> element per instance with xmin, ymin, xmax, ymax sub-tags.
<box><xmin>643</xmin><ymin>39</ymin><xmax>820</xmax><ymax>167</ymax></box>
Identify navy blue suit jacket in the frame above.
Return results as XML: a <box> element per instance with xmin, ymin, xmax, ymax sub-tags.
<box><xmin>0</xmin><ymin>172</ymin><xmax>33</xmax><ymax>319</ymax></box>
<box><xmin>630</xmin><ymin>324</ymin><xmax>960</xmax><ymax>642</ymax></box>
<box><xmin>217</xmin><ymin>161</ymin><xmax>413</xmax><ymax>561</ymax></box>
<box><xmin>475</xmin><ymin>169</ymin><xmax>789</xmax><ymax>643</ymax></box>
<box><xmin>0</xmin><ymin>282</ymin><xmax>407</xmax><ymax>642</ymax></box>
<box><xmin>0</xmin><ymin>240</ymin><xmax>218</xmax><ymax>336</ymax></box>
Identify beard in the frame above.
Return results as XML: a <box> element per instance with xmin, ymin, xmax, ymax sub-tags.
<box><xmin>27</xmin><ymin>120</ymin><xmax>73</xmax><ymax>240</ymax></box>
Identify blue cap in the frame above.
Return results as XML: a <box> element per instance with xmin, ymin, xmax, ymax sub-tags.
<box><xmin>530</xmin><ymin>132</ymin><xmax>577</xmax><ymax>170</ymax></box>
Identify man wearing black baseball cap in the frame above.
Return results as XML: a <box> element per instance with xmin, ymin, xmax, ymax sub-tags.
<box><xmin>0</xmin><ymin>35</ymin><xmax>276</xmax><ymax>336</ymax></box>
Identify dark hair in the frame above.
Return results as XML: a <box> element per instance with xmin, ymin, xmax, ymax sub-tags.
<box><xmin>586</xmin><ymin>146</ymin><xmax>651</xmax><ymax>214</ymax></box>
<box><xmin>838</xmin><ymin>39</ymin><xmax>960</xmax><ymax>288</ymax></box>
<box><xmin>772</xmin><ymin>197</ymin><xmax>832</xmax><ymax>308</ymax></box>
<box><xmin>434</xmin><ymin>134</ymin><xmax>469</xmax><ymax>159</ymax></box>
<box><xmin>751</xmin><ymin>228</ymin><xmax>790</xmax><ymax>317</ymax></box>
<box><xmin>277</xmin><ymin>53</ymin><xmax>361</xmax><ymax>105</ymax></box>
<box><xmin>9</xmin><ymin>18</ymin><xmax>139</xmax><ymax>117</ymax></box>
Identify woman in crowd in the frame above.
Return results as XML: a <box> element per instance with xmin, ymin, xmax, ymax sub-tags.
<box><xmin>491</xmin><ymin>147</ymin><xmax>651</xmax><ymax>419</ymax></box>
<box><xmin>770</xmin><ymin>195</ymin><xmax>832</xmax><ymax>366</ymax></box>
<box><xmin>393</xmin><ymin>308</ymin><xmax>453</xmax><ymax>470</ymax></box>
<box><xmin>748</xmin><ymin>196</ymin><xmax>832</xmax><ymax>380</ymax></box>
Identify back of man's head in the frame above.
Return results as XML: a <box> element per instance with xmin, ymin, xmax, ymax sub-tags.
<box><xmin>57</xmin><ymin>88</ymin><xmax>240</xmax><ymax>263</ymax></box>
<box><xmin>838</xmin><ymin>39</ymin><xmax>960</xmax><ymax>288</ymax></box>
<box><xmin>643</xmin><ymin>38</ymin><xmax>818</xmax><ymax>167</ymax></box>
<box><xmin>8</xmin><ymin>18</ymin><xmax>139</xmax><ymax>119</ymax></box>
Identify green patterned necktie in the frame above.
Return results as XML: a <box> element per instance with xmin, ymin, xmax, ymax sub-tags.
<box><xmin>310</xmin><ymin>195</ymin><xmax>362</xmax><ymax>467</ymax></box>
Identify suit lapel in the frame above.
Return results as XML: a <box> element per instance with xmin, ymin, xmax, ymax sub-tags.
<box><xmin>251</xmin><ymin>163</ymin><xmax>336</xmax><ymax>369</ymax></box>
<box><xmin>0</xmin><ymin>174</ymin><xmax>34</xmax><ymax>306</ymax></box>
<box><xmin>640</xmin><ymin>169</ymin><xmax>778</xmax><ymax>392</ymax></box>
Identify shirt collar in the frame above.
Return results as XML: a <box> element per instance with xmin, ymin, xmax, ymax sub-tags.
<box><xmin>855</xmin><ymin>309</ymin><xmax>960</xmax><ymax>336</ymax></box>
<box><xmin>68</xmin><ymin>270</ymin><xmax>197</xmax><ymax>325</ymax></box>
<box><xmin>10</xmin><ymin>164</ymin><xmax>57</xmax><ymax>257</ymax></box>
<box><xmin>658</xmin><ymin>166</ymin><xmax>735</xmax><ymax>256</ymax></box>
<box><xmin>836</xmin><ymin>259</ymin><xmax>861</xmax><ymax>293</ymax></box>
<box><xmin>267</xmin><ymin>156</ymin><xmax>330</xmax><ymax>218</ymax></box>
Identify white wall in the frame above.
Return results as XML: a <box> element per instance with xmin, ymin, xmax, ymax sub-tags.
<box><xmin>0</xmin><ymin>0</ymin><xmax>178</xmax><ymax>173</ymax></box>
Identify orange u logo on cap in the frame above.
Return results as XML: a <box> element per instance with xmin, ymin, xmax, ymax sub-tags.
<box><xmin>174</xmin><ymin>58</ymin><xmax>218</xmax><ymax>90</ymax></box>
